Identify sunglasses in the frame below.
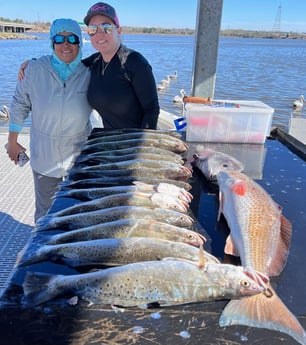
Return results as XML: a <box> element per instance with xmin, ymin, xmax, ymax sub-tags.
<box><xmin>52</xmin><ymin>34</ymin><xmax>80</xmax><ymax>45</ymax></box>
<box><xmin>87</xmin><ymin>23</ymin><xmax>118</xmax><ymax>36</ymax></box>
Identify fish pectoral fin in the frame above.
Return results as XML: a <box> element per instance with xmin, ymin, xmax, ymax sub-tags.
<box><xmin>268</xmin><ymin>214</ymin><xmax>292</xmax><ymax>276</ymax></box>
<box><xmin>198</xmin><ymin>244</ymin><xmax>206</xmax><ymax>268</ymax></box>
<box><xmin>224</xmin><ymin>235</ymin><xmax>240</xmax><ymax>257</ymax></box>
<box><xmin>219</xmin><ymin>286</ymin><xmax>306</xmax><ymax>345</ymax></box>
<box><xmin>132</xmin><ymin>180</ymin><xmax>152</xmax><ymax>191</ymax></box>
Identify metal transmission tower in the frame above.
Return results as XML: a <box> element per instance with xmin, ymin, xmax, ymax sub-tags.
<box><xmin>272</xmin><ymin>4</ymin><xmax>282</xmax><ymax>34</ymax></box>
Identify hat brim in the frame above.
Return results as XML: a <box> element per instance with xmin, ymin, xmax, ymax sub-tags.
<box><xmin>83</xmin><ymin>12</ymin><xmax>117</xmax><ymax>26</ymax></box>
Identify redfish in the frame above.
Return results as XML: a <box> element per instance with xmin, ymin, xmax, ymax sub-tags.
<box><xmin>216</xmin><ymin>171</ymin><xmax>306</xmax><ymax>345</ymax></box>
<box><xmin>192</xmin><ymin>149</ymin><xmax>244</xmax><ymax>180</ymax></box>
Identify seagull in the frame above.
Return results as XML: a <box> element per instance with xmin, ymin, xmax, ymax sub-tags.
<box><xmin>160</xmin><ymin>75</ymin><xmax>171</xmax><ymax>86</ymax></box>
<box><xmin>293</xmin><ymin>95</ymin><xmax>304</xmax><ymax>111</ymax></box>
<box><xmin>168</xmin><ymin>70</ymin><xmax>178</xmax><ymax>79</ymax></box>
<box><xmin>0</xmin><ymin>105</ymin><xmax>9</xmax><ymax>121</ymax></box>
<box><xmin>157</xmin><ymin>84</ymin><xmax>166</xmax><ymax>91</ymax></box>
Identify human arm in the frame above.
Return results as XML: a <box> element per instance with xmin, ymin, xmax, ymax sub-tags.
<box><xmin>7</xmin><ymin>62</ymin><xmax>33</xmax><ymax>163</ymax></box>
<box><xmin>6</xmin><ymin>131</ymin><xmax>26</xmax><ymax>165</ymax></box>
<box><xmin>82</xmin><ymin>52</ymin><xmax>100</xmax><ymax>67</ymax></box>
<box><xmin>18</xmin><ymin>60</ymin><xmax>30</xmax><ymax>80</ymax></box>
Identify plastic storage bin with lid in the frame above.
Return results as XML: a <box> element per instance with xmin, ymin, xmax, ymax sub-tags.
<box><xmin>185</xmin><ymin>100</ymin><xmax>274</xmax><ymax>144</ymax></box>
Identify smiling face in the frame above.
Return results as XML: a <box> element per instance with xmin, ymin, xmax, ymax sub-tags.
<box><xmin>53</xmin><ymin>31</ymin><xmax>80</xmax><ymax>63</ymax></box>
<box><xmin>88</xmin><ymin>14</ymin><xmax>122</xmax><ymax>61</ymax></box>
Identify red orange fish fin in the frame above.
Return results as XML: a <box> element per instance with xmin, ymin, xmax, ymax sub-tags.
<box><xmin>268</xmin><ymin>214</ymin><xmax>293</xmax><ymax>276</ymax></box>
<box><xmin>224</xmin><ymin>235</ymin><xmax>240</xmax><ymax>257</ymax></box>
<box><xmin>219</xmin><ymin>286</ymin><xmax>306</xmax><ymax>345</ymax></box>
<box><xmin>230</xmin><ymin>180</ymin><xmax>247</xmax><ymax>196</ymax></box>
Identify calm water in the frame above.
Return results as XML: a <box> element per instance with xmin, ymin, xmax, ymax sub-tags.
<box><xmin>1</xmin><ymin>33</ymin><xmax>306</xmax><ymax>130</ymax></box>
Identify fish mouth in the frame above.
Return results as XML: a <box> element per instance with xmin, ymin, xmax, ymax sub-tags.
<box><xmin>243</xmin><ymin>266</ymin><xmax>270</xmax><ymax>291</ymax></box>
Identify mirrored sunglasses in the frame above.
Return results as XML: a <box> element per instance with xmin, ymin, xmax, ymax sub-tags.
<box><xmin>87</xmin><ymin>23</ymin><xmax>118</xmax><ymax>36</ymax></box>
<box><xmin>52</xmin><ymin>34</ymin><xmax>80</xmax><ymax>45</ymax></box>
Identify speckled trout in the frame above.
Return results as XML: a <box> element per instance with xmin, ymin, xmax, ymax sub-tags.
<box><xmin>69</xmin><ymin>158</ymin><xmax>190</xmax><ymax>173</ymax></box>
<box><xmin>35</xmin><ymin>205</ymin><xmax>194</xmax><ymax>231</ymax></box>
<box><xmin>15</xmin><ymin>237</ymin><xmax>213</xmax><ymax>268</ymax></box>
<box><xmin>60</xmin><ymin>176</ymin><xmax>192</xmax><ymax>191</ymax></box>
<box><xmin>75</xmin><ymin>151</ymin><xmax>185</xmax><ymax>166</ymax></box>
<box><xmin>22</xmin><ymin>259</ymin><xmax>265</xmax><ymax>308</ymax></box>
<box><xmin>216</xmin><ymin>171</ymin><xmax>306</xmax><ymax>345</ymax></box>
<box><xmin>75</xmin><ymin>145</ymin><xmax>185</xmax><ymax>165</ymax></box>
<box><xmin>66</xmin><ymin>166</ymin><xmax>192</xmax><ymax>182</ymax></box>
<box><xmin>49</xmin><ymin>191</ymin><xmax>189</xmax><ymax>217</ymax></box>
<box><xmin>84</xmin><ymin>131</ymin><xmax>185</xmax><ymax>146</ymax></box>
<box><xmin>44</xmin><ymin>219</ymin><xmax>205</xmax><ymax>246</ymax></box>
<box><xmin>54</xmin><ymin>181</ymin><xmax>193</xmax><ymax>203</ymax></box>
<box><xmin>81</xmin><ymin>137</ymin><xmax>188</xmax><ymax>154</ymax></box>
<box><xmin>88</xmin><ymin>128</ymin><xmax>182</xmax><ymax>140</ymax></box>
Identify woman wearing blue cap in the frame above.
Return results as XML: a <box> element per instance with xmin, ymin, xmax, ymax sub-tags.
<box><xmin>6</xmin><ymin>18</ymin><xmax>93</xmax><ymax>223</ymax></box>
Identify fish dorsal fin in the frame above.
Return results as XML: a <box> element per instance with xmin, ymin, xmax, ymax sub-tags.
<box><xmin>224</xmin><ymin>235</ymin><xmax>240</xmax><ymax>257</ymax></box>
<box><xmin>267</xmin><ymin>214</ymin><xmax>292</xmax><ymax>276</ymax></box>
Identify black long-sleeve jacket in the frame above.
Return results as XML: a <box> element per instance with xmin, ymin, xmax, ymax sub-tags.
<box><xmin>83</xmin><ymin>46</ymin><xmax>160</xmax><ymax>129</ymax></box>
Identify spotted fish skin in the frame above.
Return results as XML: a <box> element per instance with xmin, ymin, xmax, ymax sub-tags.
<box><xmin>45</xmin><ymin>219</ymin><xmax>205</xmax><ymax>247</ymax></box>
<box><xmin>80</xmin><ymin>138</ymin><xmax>188</xmax><ymax>155</ymax></box>
<box><xmin>49</xmin><ymin>192</ymin><xmax>189</xmax><ymax>217</ymax></box>
<box><xmin>35</xmin><ymin>205</ymin><xmax>194</xmax><ymax>231</ymax></box>
<box><xmin>15</xmin><ymin>237</ymin><xmax>215</xmax><ymax>268</ymax></box>
<box><xmin>22</xmin><ymin>260</ymin><xmax>265</xmax><ymax>308</ymax></box>
<box><xmin>54</xmin><ymin>181</ymin><xmax>192</xmax><ymax>203</ymax></box>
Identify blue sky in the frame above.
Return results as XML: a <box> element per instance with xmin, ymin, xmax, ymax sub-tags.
<box><xmin>1</xmin><ymin>0</ymin><xmax>305</xmax><ymax>33</ymax></box>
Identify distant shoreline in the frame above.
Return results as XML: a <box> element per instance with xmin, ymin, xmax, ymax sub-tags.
<box><xmin>1</xmin><ymin>27</ymin><xmax>306</xmax><ymax>40</ymax></box>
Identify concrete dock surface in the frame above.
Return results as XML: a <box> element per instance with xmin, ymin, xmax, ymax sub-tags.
<box><xmin>0</xmin><ymin>129</ymin><xmax>34</xmax><ymax>297</ymax></box>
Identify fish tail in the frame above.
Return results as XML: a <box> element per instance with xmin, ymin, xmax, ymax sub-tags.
<box><xmin>35</xmin><ymin>215</ymin><xmax>56</xmax><ymax>231</ymax></box>
<box><xmin>219</xmin><ymin>286</ymin><xmax>306</xmax><ymax>345</ymax></box>
<box><xmin>53</xmin><ymin>189</ymin><xmax>71</xmax><ymax>199</ymax></box>
<box><xmin>14</xmin><ymin>242</ymin><xmax>45</xmax><ymax>268</ymax></box>
<box><xmin>22</xmin><ymin>272</ymin><xmax>63</xmax><ymax>308</ymax></box>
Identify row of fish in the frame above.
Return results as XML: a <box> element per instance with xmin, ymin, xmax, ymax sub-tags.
<box><xmin>16</xmin><ymin>129</ymin><xmax>305</xmax><ymax>344</ymax></box>
<box><xmin>19</xmin><ymin>130</ymin><xmax>265</xmax><ymax>310</ymax></box>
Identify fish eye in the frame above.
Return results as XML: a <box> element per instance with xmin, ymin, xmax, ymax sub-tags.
<box><xmin>222</xmin><ymin>163</ymin><xmax>229</xmax><ymax>168</ymax></box>
<box><xmin>240</xmin><ymin>279</ymin><xmax>250</xmax><ymax>287</ymax></box>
